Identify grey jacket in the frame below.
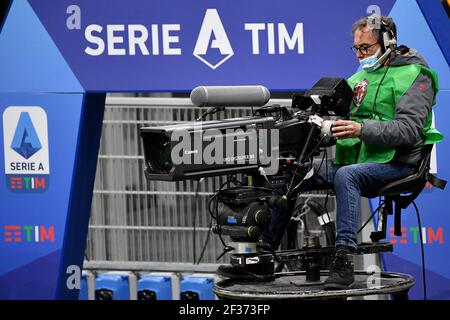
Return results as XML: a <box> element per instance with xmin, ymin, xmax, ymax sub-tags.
<box><xmin>359</xmin><ymin>48</ymin><xmax>436</xmax><ymax>167</ymax></box>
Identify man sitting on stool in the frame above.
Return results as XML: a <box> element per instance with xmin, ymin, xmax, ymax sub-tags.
<box><xmin>261</xmin><ymin>14</ymin><xmax>443</xmax><ymax>290</ymax></box>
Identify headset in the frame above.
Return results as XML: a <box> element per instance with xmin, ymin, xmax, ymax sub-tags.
<box><xmin>364</xmin><ymin>15</ymin><xmax>398</xmax><ymax>70</ymax></box>
<box><xmin>378</xmin><ymin>18</ymin><xmax>397</xmax><ymax>54</ymax></box>
<box><xmin>366</xmin><ymin>16</ymin><xmax>398</xmax><ymax>117</ymax></box>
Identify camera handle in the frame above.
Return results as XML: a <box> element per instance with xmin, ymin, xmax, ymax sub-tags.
<box><xmin>196</xmin><ymin>106</ymin><xmax>225</xmax><ymax>121</ymax></box>
<box><xmin>286</xmin><ymin>115</ymin><xmax>323</xmax><ymax>198</ymax></box>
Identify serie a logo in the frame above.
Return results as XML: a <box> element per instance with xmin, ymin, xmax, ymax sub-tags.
<box><xmin>2</xmin><ymin>107</ymin><xmax>50</xmax><ymax>193</ymax></box>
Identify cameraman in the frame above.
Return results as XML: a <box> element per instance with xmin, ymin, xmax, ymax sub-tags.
<box><xmin>263</xmin><ymin>15</ymin><xmax>443</xmax><ymax>290</ymax></box>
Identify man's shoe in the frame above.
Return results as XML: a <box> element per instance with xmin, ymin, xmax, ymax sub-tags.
<box><xmin>323</xmin><ymin>247</ymin><xmax>355</xmax><ymax>290</ymax></box>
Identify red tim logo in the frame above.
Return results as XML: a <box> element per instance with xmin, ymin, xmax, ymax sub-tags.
<box><xmin>8</xmin><ymin>176</ymin><xmax>47</xmax><ymax>192</ymax></box>
<box><xmin>389</xmin><ymin>226</ymin><xmax>444</xmax><ymax>245</ymax></box>
<box><xmin>4</xmin><ymin>226</ymin><xmax>21</xmax><ymax>242</ymax></box>
<box><xmin>3</xmin><ymin>225</ymin><xmax>55</xmax><ymax>243</ymax></box>
<box><xmin>9</xmin><ymin>177</ymin><xmax>23</xmax><ymax>189</ymax></box>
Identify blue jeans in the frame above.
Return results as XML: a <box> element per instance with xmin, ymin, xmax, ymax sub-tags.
<box><xmin>263</xmin><ymin>160</ymin><xmax>413</xmax><ymax>250</ymax></box>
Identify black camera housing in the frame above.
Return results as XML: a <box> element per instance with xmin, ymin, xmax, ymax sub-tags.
<box><xmin>141</xmin><ymin>117</ymin><xmax>276</xmax><ymax>181</ymax></box>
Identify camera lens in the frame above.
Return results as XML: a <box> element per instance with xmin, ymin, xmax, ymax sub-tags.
<box><xmin>146</xmin><ymin>133</ymin><xmax>173</xmax><ymax>174</ymax></box>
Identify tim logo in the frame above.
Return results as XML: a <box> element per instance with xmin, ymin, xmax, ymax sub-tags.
<box><xmin>2</xmin><ymin>107</ymin><xmax>50</xmax><ymax>193</ymax></box>
<box><xmin>3</xmin><ymin>225</ymin><xmax>55</xmax><ymax>243</ymax></box>
<box><xmin>389</xmin><ymin>226</ymin><xmax>444</xmax><ymax>245</ymax></box>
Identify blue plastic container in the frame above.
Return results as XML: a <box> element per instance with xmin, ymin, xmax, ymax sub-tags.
<box><xmin>95</xmin><ymin>273</ymin><xmax>130</xmax><ymax>300</ymax></box>
<box><xmin>137</xmin><ymin>275</ymin><xmax>173</xmax><ymax>300</ymax></box>
<box><xmin>180</xmin><ymin>276</ymin><xmax>215</xmax><ymax>300</ymax></box>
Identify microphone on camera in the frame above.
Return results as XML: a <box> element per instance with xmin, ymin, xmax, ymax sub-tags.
<box><xmin>190</xmin><ymin>85</ymin><xmax>271</xmax><ymax>108</ymax></box>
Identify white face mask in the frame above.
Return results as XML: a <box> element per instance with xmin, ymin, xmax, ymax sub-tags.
<box><xmin>359</xmin><ymin>47</ymin><xmax>382</xmax><ymax>72</ymax></box>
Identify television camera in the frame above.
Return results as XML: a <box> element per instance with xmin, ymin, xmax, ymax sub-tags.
<box><xmin>140</xmin><ymin>78</ymin><xmax>358</xmax><ymax>281</ymax></box>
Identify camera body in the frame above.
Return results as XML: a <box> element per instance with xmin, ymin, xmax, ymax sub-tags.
<box><xmin>141</xmin><ymin>117</ymin><xmax>278</xmax><ymax>181</ymax></box>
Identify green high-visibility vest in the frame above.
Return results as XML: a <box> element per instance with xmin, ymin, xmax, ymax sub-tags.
<box><xmin>333</xmin><ymin>64</ymin><xmax>443</xmax><ymax>165</ymax></box>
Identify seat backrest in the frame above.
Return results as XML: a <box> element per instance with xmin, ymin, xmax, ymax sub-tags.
<box><xmin>413</xmin><ymin>144</ymin><xmax>433</xmax><ymax>177</ymax></box>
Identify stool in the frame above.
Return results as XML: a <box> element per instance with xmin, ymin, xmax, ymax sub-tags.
<box><xmin>370</xmin><ymin>144</ymin><xmax>446</xmax><ymax>243</ymax></box>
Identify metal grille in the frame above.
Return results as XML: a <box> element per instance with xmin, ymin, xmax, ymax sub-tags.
<box><xmin>85</xmin><ymin>97</ymin><xmax>335</xmax><ymax>270</ymax></box>
<box><xmin>86</xmin><ymin>97</ymin><xmax>280</xmax><ymax>267</ymax></box>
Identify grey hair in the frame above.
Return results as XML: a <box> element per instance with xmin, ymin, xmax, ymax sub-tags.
<box><xmin>351</xmin><ymin>15</ymin><xmax>397</xmax><ymax>39</ymax></box>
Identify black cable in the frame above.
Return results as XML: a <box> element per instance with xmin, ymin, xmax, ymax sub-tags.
<box><xmin>225</xmin><ymin>185</ymin><xmax>284</xmax><ymax>196</ymax></box>
<box><xmin>197</xmin><ymin>178</ymin><xmax>233</xmax><ymax>264</ymax></box>
<box><xmin>197</xmin><ymin>106</ymin><xmax>225</xmax><ymax>121</ymax></box>
<box><xmin>303</xmin><ymin>198</ymin><xmax>335</xmax><ymax>246</ymax></box>
<box><xmin>287</xmin><ymin>152</ymin><xmax>334</xmax><ymax>248</ymax></box>
<box><xmin>371</xmin><ymin>66</ymin><xmax>390</xmax><ymax>119</ymax></box>
<box><xmin>302</xmin><ymin>134</ymin><xmax>327</xmax><ymax>162</ymax></box>
<box><xmin>290</xmin><ymin>151</ymin><xmax>326</xmax><ymax>196</ymax></box>
<box><xmin>286</xmin><ymin>126</ymin><xmax>319</xmax><ymax>196</ymax></box>
<box><xmin>412</xmin><ymin>201</ymin><xmax>427</xmax><ymax>301</ymax></box>
<box><xmin>357</xmin><ymin>200</ymin><xmax>385</xmax><ymax>234</ymax></box>
<box><xmin>207</xmin><ymin>193</ymin><xmax>219</xmax><ymax>220</ymax></box>
<box><xmin>290</xmin><ymin>155</ymin><xmax>323</xmax><ymax>209</ymax></box>
<box><xmin>323</xmin><ymin>148</ymin><xmax>332</xmax><ymax>223</ymax></box>
<box><xmin>196</xmin><ymin>217</ymin><xmax>213</xmax><ymax>264</ymax></box>
<box><xmin>286</xmin><ymin>134</ymin><xmax>327</xmax><ymax>199</ymax></box>
<box><xmin>198</xmin><ymin>178</ymin><xmax>240</xmax><ymax>264</ymax></box>
<box><xmin>252</xmin><ymin>104</ymin><xmax>284</xmax><ymax>121</ymax></box>
<box><xmin>214</xmin><ymin>178</ymin><xmax>234</xmax><ymax>249</ymax></box>
<box><xmin>192</xmin><ymin>180</ymin><xmax>202</xmax><ymax>264</ymax></box>
<box><xmin>207</xmin><ymin>178</ymin><xmax>236</xmax><ymax>220</ymax></box>
<box><xmin>260</xmin><ymin>174</ymin><xmax>286</xmax><ymax>195</ymax></box>
<box><xmin>289</xmin><ymin>159</ymin><xmax>314</xmax><ymax>194</ymax></box>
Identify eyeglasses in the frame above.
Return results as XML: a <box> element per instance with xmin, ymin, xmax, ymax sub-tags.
<box><xmin>350</xmin><ymin>42</ymin><xmax>379</xmax><ymax>54</ymax></box>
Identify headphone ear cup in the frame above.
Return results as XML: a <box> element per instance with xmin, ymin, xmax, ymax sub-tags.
<box><xmin>379</xmin><ymin>23</ymin><xmax>388</xmax><ymax>53</ymax></box>
<box><xmin>382</xmin><ymin>32</ymin><xmax>391</xmax><ymax>52</ymax></box>
<box><xmin>389</xmin><ymin>30</ymin><xmax>397</xmax><ymax>50</ymax></box>
<box><xmin>379</xmin><ymin>20</ymin><xmax>397</xmax><ymax>53</ymax></box>
<box><xmin>377</xmin><ymin>25</ymin><xmax>383</xmax><ymax>52</ymax></box>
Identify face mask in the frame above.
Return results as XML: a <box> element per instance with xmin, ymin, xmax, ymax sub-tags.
<box><xmin>359</xmin><ymin>47</ymin><xmax>382</xmax><ymax>72</ymax></box>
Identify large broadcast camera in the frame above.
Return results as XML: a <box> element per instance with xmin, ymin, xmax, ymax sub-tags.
<box><xmin>141</xmin><ymin>79</ymin><xmax>351</xmax><ymax>181</ymax></box>
<box><xmin>140</xmin><ymin>78</ymin><xmax>353</xmax><ymax>280</ymax></box>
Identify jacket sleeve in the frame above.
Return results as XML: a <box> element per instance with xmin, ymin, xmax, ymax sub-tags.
<box><xmin>360</xmin><ymin>73</ymin><xmax>434</xmax><ymax>147</ymax></box>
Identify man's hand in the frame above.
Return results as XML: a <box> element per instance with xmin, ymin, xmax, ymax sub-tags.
<box><xmin>331</xmin><ymin>120</ymin><xmax>362</xmax><ymax>139</ymax></box>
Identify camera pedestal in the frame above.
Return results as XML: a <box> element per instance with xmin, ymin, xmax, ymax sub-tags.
<box><xmin>217</xmin><ymin>242</ymin><xmax>415</xmax><ymax>300</ymax></box>
<box><xmin>214</xmin><ymin>270</ymin><xmax>414</xmax><ymax>300</ymax></box>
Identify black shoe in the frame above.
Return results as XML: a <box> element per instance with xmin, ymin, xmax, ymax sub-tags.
<box><xmin>323</xmin><ymin>247</ymin><xmax>355</xmax><ymax>290</ymax></box>
<box><xmin>217</xmin><ymin>262</ymin><xmax>275</xmax><ymax>282</ymax></box>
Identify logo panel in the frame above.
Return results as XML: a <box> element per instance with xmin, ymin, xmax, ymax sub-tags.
<box><xmin>3</xmin><ymin>107</ymin><xmax>50</xmax><ymax>192</ymax></box>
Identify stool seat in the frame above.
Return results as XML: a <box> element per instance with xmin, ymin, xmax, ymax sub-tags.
<box><xmin>370</xmin><ymin>144</ymin><xmax>446</xmax><ymax>242</ymax></box>
<box><xmin>378</xmin><ymin>144</ymin><xmax>435</xmax><ymax>197</ymax></box>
